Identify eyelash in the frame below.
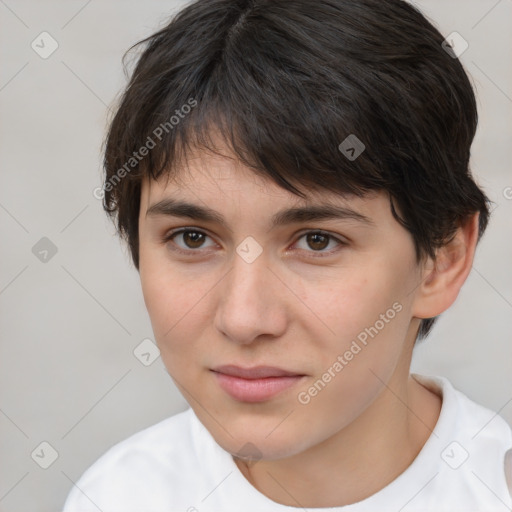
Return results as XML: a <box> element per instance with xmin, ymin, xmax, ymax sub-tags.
<box><xmin>161</xmin><ymin>228</ymin><xmax>347</xmax><ymax>258</ymax></box>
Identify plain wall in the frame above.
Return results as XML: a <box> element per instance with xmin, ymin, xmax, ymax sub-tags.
<box><xmin>0</xmin><ymin>1</ymin><xmax>511</xmax><ymax>511</ymax></box>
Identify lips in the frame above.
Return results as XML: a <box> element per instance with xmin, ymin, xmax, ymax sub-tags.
<box><xmin>210</xmin><ymin>365</ymin><xmax>306</xmax><ymax>402</ymax></box>
<box><xmin>211</xmin><ymin>364</ymin><xmax>303</xmax><ymax>379</ymax></box>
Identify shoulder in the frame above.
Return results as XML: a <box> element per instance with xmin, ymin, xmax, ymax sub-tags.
<box><xmin>83</xmin><ymin>406</ymin><xmax>198</xmax><ymax>472</ymax></box>
<box><xmin>62</xmin><ymin>408</ymin><xmax>203</xmax><ymax>511</ymax></box>
<box><xmin>425</xmin><ymin>373</ymin><xmax>512</xmax><ymax>444</ymax></box>
<box><xmin>411</xmin><ymin>373</ymin><xmax>512</xmax><ymax>510</ymax></box>
<box><xmin>413</xmin><ymin>372</ymin><xmax>512</xmax><ymax>452</ymax></box>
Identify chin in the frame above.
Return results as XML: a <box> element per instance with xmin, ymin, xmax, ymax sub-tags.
<box><xmin>211</xmin><ymin>421</ymin><xmax>314</xmax><ymax>462</ymax></box>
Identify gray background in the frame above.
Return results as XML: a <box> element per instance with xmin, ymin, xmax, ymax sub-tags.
<box><xmin>0</xmin><ymin>1</ymin><xmax>511</xmax><ymax>511</ymax></box>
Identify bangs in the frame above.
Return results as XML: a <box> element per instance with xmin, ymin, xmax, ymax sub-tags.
<box><xmin>102</xmin><ymin>0</ymin><xmax>490</xmax><ymax>341</ymax></box>
<box><xmin>104</xmin><ymin>2</ymin><xmax>394</xmax><ymax>207</ymax></box>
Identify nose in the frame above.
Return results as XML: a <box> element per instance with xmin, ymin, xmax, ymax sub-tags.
<box><xmin>214</xmin><ymin>247</ymin><xmax>288</xmax><ymax>345</ymax></box>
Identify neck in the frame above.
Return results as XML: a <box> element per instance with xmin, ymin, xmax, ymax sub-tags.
<box><xmin>234</xmin><ymin>371</ymin><xmax>442</xmax><ymax>508</ymax></box>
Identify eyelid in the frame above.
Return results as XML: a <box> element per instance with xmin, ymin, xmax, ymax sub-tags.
<box><xmin>162</xmin><ymin>227</ymin><xmax>348</xmax><ymax>256</ymax></box>
<box><xmin>161</xmin><ymin>227</ymin><xmax>218</xmax><ymax>252</ymax></box>
<box><xmin>294</xmin><ymin>228</ymin><xmax>349</xmax><ymax>245</ymax></box>
<box><xmin>289</xmin><ymin>229</ymin><xmax>348</xmax><ymax>256</ymax></box>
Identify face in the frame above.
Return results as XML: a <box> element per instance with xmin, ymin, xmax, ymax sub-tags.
<box><xmin>138</xmin><ymin>144</ymin><xmax>426</xmax><ymax>461</ymax></box>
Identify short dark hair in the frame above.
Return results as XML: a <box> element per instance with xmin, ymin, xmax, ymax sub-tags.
<box><xmin>102</xmin><ymin>0</ymin><xmax>491</xmax><ymax>342</ymax></box>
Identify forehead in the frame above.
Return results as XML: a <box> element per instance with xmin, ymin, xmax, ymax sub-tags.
<box><xmin>140</xmin><ymin>179</ymin><xmax>391</xmax><ymax>242</ymax></box>
<box><xmin>138</xmin><ymin>138</ymin><xmax>393</xmax><ymax>232</ymax></box>
<box><xmin>141</xmin><ymin>147</ymin><xmax>379</xmax><ymax>205</ymax></box>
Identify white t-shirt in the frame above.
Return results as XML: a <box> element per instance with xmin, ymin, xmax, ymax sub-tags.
<box><xmin>63</xmin><ymin>373</ymin><xmax>512</xmax><ymax>512</ymax></box>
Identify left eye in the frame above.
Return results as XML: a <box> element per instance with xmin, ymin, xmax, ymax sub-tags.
<box><xmin>293</xmin><ymin>231</ymin><xmax>344</xmax><ymax>254</ymax></box>
<box><xmin>162</xmin><ymin>229</ymin><xmax>345</xmax><ymax>255</ymax></box>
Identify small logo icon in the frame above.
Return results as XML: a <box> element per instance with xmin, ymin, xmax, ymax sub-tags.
<box><xmin>236</xmin><ymin>236</ymin><xmax>263</xmax><ymax>264</ymax></box>
<box><xmin>32</xmin><ymin>237</ymin><xmax>58</xmax><ymax>263</ymax></box>
<box><xmin>441</xmin><ymin>441</ymin><xmax>469</xmax><ymax>469</ymax></box>
<box><xmin>441</xmin><ymin>32</ymin><xmax>469</xmax><ymax>59</ymax></box>
<box><xmin>235</xmin><ymin>442</ymin><xmax>263</xmax><ymax>468</ymax></box>
<box><xmin>31</xmin><ymin>31</ymin><xmax>59</xmax><ymax>59</ymax></box>
<box><xmin>339</xmin><ymin>134</ymin><xmax>365</xmax><ymax>161</ymax></box>
<box><xmin>133</xmin><ymin>338</ymin><xmax>160</xmax><ymax>366</ymax></box>
<box><xmin>31</xmin><ymin>441</ymin><xmax>59</xmax><ymax>469</ymax></box>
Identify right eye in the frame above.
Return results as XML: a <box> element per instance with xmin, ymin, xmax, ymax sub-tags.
<box><xmin>162</xmin><ymin>228</ymin><xmax>217</xmax><ymax>255</ymax></box>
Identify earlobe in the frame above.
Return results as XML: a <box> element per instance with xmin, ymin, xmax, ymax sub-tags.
<box><xmin>411</xmin><ymin>213</ymin><xmax>480</xmax><ymax>319</ymax></box>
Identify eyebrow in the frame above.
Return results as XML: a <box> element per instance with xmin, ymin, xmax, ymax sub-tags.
<box><xmin>145</xmin><ymin>198</ymin><xmax>376</xmax><ymax>230</ymax></box>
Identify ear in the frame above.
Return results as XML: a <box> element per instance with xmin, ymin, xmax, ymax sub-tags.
<box><xmin>411</xmin><ymin>212</ymin><xmax>480</xmax><ymax>319</ymax></box>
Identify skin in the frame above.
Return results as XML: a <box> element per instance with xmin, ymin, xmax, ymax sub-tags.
<box><xmin>138</xmin><ymin>141</ymin><xmax>479</xmax><ymax>507</ymax></box>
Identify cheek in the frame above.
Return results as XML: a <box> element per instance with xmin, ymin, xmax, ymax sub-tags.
<box><xmin>305</xmin><ymin>271</ymin><xmax>403</xmax><ymax>348</ymax></box>
<box><xmin>139</xmin><ymin>248</ymin><xmax>184</xmax><ymax>344</ymax></box>
<box><xmin>301</xmin><ymin>262</ymin><xmax>412</xmax><ymax>390</ymax></box>
<box><xmin>140</xmin><ymin>244</ymin><xmax>184</xmax><ymax>322</ymax></box>
<box><xmin>140</xmin><ymin>262</ymin><xmax>172</xmax><ymax>332</ymax></box>
<box><xmin>139</xmin><ymin>253</ymin><xmax>214</xmax><ymax>365</ymax></box>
